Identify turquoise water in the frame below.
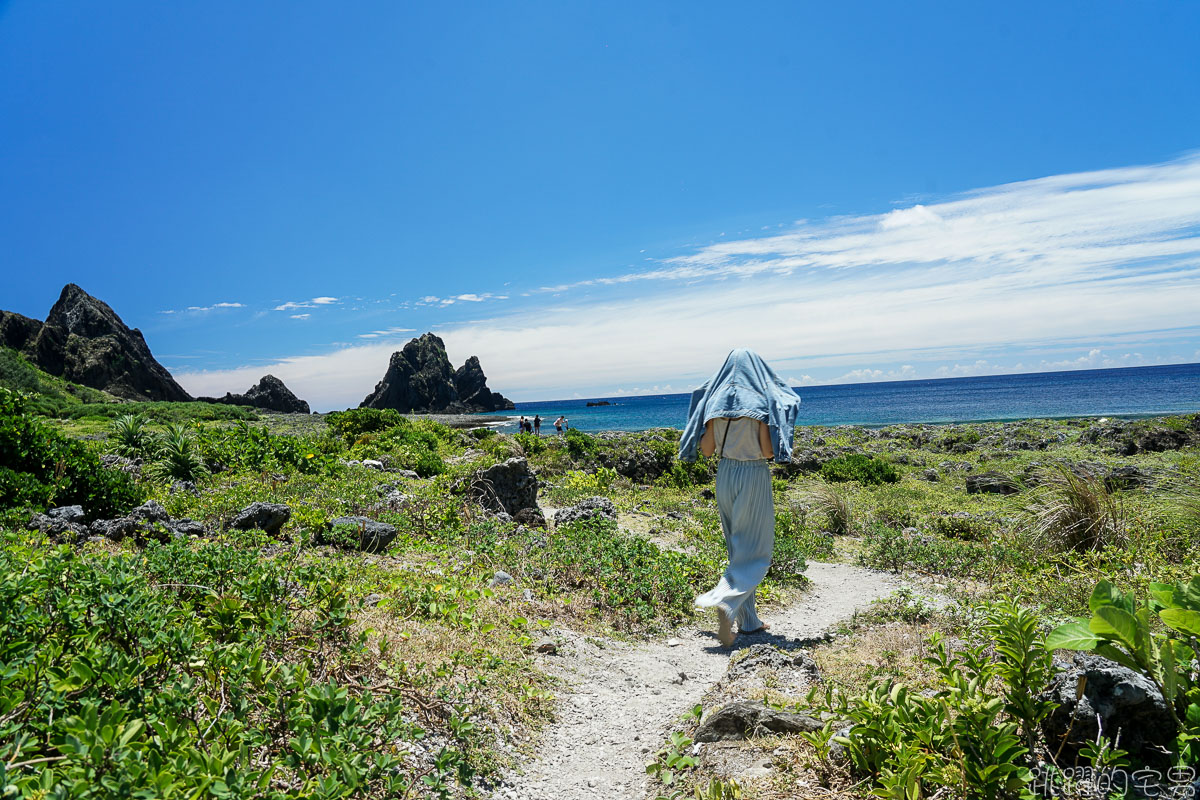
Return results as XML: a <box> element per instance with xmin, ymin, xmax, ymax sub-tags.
<box><xmin>481</xmin><ymin>362</ymin><xmax>1200</xmax><ymax>433</ymax></box>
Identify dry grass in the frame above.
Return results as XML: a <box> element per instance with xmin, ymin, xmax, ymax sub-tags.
<box><xmin>1025</xmin><ymin>463</ymin><xmax>1127</xmax><ymax>553</ymax></box>
<box><xmin>800</xmin><ymin>481</ymin><xmax>853</xmax><ymax>536</ymax></box>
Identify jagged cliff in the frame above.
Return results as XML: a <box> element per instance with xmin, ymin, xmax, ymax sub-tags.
<box><xmin>198</xmin><ymin>374</ymin><xmax>311</xmax><ymax>413</ymax></box>
<box><xmin>360</xmin><ymin>333</ymin><xmax>514</xmax><ymax>413</ymax></box>
<box><xmin>0</xmin><ymin>284</ymin><xmax>191</xmax><ymax>401</ymax></box>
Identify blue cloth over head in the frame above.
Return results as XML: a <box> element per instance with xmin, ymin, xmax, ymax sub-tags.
<box><xmin>678</xmin><ymin>348</ymin><xmax>801</xmax><ymax>464</ymax></box>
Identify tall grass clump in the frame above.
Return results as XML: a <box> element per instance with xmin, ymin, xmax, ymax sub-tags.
<box><xmin>1025</xmin><ymin>463</ymin><xmax>1126</xmax><ymax>552</ymax></box>
<box><xmin>801</xmin><ymin>481</ymin><xmax>853</xmax><ymax>535</ymax></box>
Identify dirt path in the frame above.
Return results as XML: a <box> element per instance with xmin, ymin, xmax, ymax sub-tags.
<box><xmin>490</xmin><ymin>562</ymin><xmax>901</xmax><ymax>800</ymax></box>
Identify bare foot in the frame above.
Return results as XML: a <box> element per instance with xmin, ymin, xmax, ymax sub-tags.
<box><xmin>739</xmin><ymin>623</ymin><xmax>771</xmax><ymax>635</ymax></box>
<box><xmin>716</xmin><ymin>608</ymin><xmax>735</xmax><ymax>648</ymax></box>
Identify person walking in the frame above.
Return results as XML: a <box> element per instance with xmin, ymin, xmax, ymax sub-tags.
<box><xmin>533</xmin><ymin>415</ymin><xmax>542</xmax><ymax>436</ymax></box>
<box><xmin>678</xmin><ymin>348</ymin><xmax>801</xmax><ymax>647</ymax></box>
<box><xmin>554</xmin><ymin>415</ymin><xmax>564</xmax><ymax>434</ymax></box>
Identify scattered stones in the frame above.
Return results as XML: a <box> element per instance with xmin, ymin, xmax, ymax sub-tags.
<box><xmin>514</xmin><ymin>507</ymin><xmax>548</xmax><ymax>528</ymax></box>
<box><xmin>554</xmin><ymin>497</ymin><xmax>618</xmax><ymax>528</ymax></box>
<box><xmin>667</xmin><ymin>638</ymin><xmax>683</xmax><ymax>647</ymax></box>
<box><xmin>27</xmin><ymin>512</ymin><xmax>88</xmax><ymax>542</ymax></box>
<box><xmin>726</xmin><ymin>644</ymin><xmax>821</xmax><ymax>684</ymax></box>
<box><xmin>364</xmin><ymin>593</ymin><xmax>383</xmax><ymax>607</ymax></box>
<box><xmin>920</xmin><ymin>468</ymin><xmax>939</xmax><ymax>482</ymax></box>
<box><xmin>361</xmin><ymin>459</ymin><xmax>385</xmax><ymax>470</ymax></box>
<box><xmin>1040</xmin><ymin>653</ymin><xmax>1175</xmax><ymax>766</ymax></box>
<box><xmin>320</xmin><ymin>516</ymin><xmax>398</xmax><ymax>553</ymax></box>
<box><xmin>490</xmin><ymin>570</ymin><xmax>515</xmax><ymax>587</ymax></box>
<box><xmin>230</xmin><ymin>502</ymin><xmax>292</xmax><ymax>535</ymax></box>
<box><xmin>695</xmin><ymin>700</ymin><xmax>822</xmax><ymax>742</ymax></box>
<box><xmin>535</xmin><ymin>637</ymin><xmax>558</xmax><ymax>655</ymax></box>
<box><xmin>169</xmin><ymin>480</ymin><xmax>198</xmax><ymax>495</ymax></box>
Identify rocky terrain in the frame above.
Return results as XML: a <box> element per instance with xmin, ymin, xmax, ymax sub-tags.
<box><xmin>197</xmin><ymin>374</ymin><xmax>311</xmax><ymax>413</ymax></box>
<box><xmin>361</xmin><ymin>332</ymin><xmax>515</xmax><ymax>413</ymax></box>
<box><xmin>0</xmin><ymin>283</ymin><xmax>191</xmax><ymax>401</ymax></box>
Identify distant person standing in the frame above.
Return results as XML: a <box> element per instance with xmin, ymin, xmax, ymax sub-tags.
<box><xmin>554</xmin><ymin>415</ymin><xmax>565</xmax><ymax>434</ymax></box>
<box><xmin>563</xmin><ymin>417</ymin><xmax>569</xmax><ymax>431</ymax></box>
<box><xmin>519</xmin><ymin>415</ymin><xmax>527</xmax><ymax>434</ymax></box>
<box><xmin>533</xmin><ymin>415</ymin><xmax>542</xmax><ymax>436</ymax></box>
<box><xmin>678</xmin><ymin>348</ymin><xmax>801</xmax><ymax>647</ymax></box>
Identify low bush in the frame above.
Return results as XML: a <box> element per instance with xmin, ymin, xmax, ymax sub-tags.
<box><xmin>0</xmin><ymin>389</ymin><xmax>142</xmax><ymax>519</ymax></box>
<box><xmin>858</xmin><ymin>524</ymin><xmax>1020</xmax><ymax>579</ymax></box>
<box><xmin>819</xmin><ymin>454</ymin><xmax>900</xmax><ymax>485</ymax></box>
<box><xmin>564</xmin><ymin>428</ymin><xmax>601</xmax><ymax>461</ymax></box>
<box><xmin>324</xmin><ymin>407</ymin><xmax>405</xmax><ymax>442</ymax></box>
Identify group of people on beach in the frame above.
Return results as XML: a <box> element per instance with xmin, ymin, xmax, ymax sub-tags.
<box><xmin>517</xmin><ymin>414</ymin><xmax>567</xmax><ymax>436</ymax></box>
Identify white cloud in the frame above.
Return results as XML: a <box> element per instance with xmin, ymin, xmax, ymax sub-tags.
<box><xmin>290</xmin><ymin>313</ymin><xmax>310</xmax><ymax>320</ymax></box>
<box><xmin>274</xmin><ymin>301</ymin><xmax>314</xmax><ymax>311</ymax></box>
<box><xmin>171</xmin><ymin>302</ymin><xmax>245</xmax><ymax>314</ymax></box>
<box><xmin>178</xmin><ymin>154</ymin><xmax>1200</xmax><ymax>405</ymax></box>
<box><xmin>276</xmin><ymin>296</ymin><xmax>339</xmax><ymax>312</ymax></box>
<box><xmin>311</xmin><ymin>296</ymin><xmax>338</xmax><ymax>305</ymax></box>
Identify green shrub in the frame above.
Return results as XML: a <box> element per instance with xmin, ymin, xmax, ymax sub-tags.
<box><xmin>196</xmin><ymin>421</ymin><xmax>337</xmax><ymax>476</ymax></box>
<box><xmin>514</xmin><ymin>431</ymin><xmax>546</xmax><ymax>456</ymax></box>
<box><xmin>0</xmin><ymin>389</ymin><xmax>143</xmax><ymax>519</ymax></box>
<box><xmin>564</xmin><ymin>428</ymin><xmax>601</xmax><ymax>461</ymax></box>
<box><xmin>108</xmin><ymin>413</ymin><xmax>156</xmax><ymax>459</ymax></box>
<box><xmin>819</xmin><ymin>454</ymin><xmax>900</xmax><ymax>485</ymax></box>
<box><xmin>324</xmin><ymin>407</ymin><xmax>405</xmax><ymax>442</ymax></box>
<box><xmin>857</xmin><ymin>524</ymin><xmax>1020</xmax><ymax>579</ymax></box>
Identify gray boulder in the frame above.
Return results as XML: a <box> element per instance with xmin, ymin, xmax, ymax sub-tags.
<box><xmin>321</xmin><ymin>516</ymin><xmax>398</xmax><ymax>553</ymax></box>
<box><xmin>965</xmin><ymin>470</ymin><xmax>1020</xmax><ymax>495</ymax></box>
<box><xmin>466</xmin><ymin>457</ymin><xmax>539</xmax><ymax>516</ymax></box>
<box><xmin>27</xmin><ymin>512</ymin><xmax>88</xmax><ymax>542</ymax></box>
<box><xmin>695</xmin><ymin>700</ymin><xmax>822</xmax><ymax>742</ymax></box>
<box><xmin>169</xmin><ymin>518</ymin><xmax>206</xmax><ymax>538</ymax></box>
<box><xmin>1039</xmin><ymin>653</ymin><xmax>1175</xmax><ymax>766</ymax></box>
<box><xmin>555</xmin><ymin>496</ymin><xmax>618</xmax><ymax>528</ymax></box>
<box><xmin>727</xmin><ymin>644</ymin><xmax>821</xmax><ymax>683</ymax></box>
<box><xmin>199</xmin><ymin>374</ymin><xmax>311</xmax><ymax>414</ymax></box>
<box><xmin>47</xmin><ymin>505</ymin><xmax>86</xmax><ymax>523</ymax></box>
<box><xmin>230</xmin><ymin>502</ymin><xmax>292</xmax><ymax>535</ymax></box>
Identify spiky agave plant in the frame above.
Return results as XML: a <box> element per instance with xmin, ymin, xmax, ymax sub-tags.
<box><xmin>1025</xmin><ymin>463</ymin><xmax>1125</xmax><ymax>553</ymax></box>
<box><xmin>109</xmin><ymin>413</ymin><xmax>155</xmax><ymax>458</ymax></box>
<box><xmin>151</xmin><ymin>422</ymin><xmax>208</xmax><ymax>483</ymax></box>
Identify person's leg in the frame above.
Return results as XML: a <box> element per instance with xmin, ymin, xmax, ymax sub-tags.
<box><xmin>696</xmin><ymin>460</ymin><xmax>774</xmax><ymax>645</ymax></box>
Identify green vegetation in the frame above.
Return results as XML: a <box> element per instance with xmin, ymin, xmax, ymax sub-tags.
<box><xmin>0</xmin><ymin>390</ymin><xmax>142</xmax><ymax>520</ymax></box>
<box><xmin>3</xmin><ymin>365</ymin><xmax>1200</xmax><ymax>798</ymax></box>
<box><xmin>819</xmin><ymin>453</ymin><xmax>900</xmax><ymax>485</ymax></box>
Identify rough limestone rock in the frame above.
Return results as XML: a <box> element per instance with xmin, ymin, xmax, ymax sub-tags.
<box><xmin>727</xmin><ymin>644</ymin><xmax>821</xmax><ymax>683</ymax></box>
<box><xmin>695</xmin><ymin>700</ymin><xmax>822</xmax><ymax>742</ymax></box>
<box><xmin>27</xmin><ymin>512</ymin><xmax>88</xmax><ymax>542</ymax></box>
<box><xmin>0</xmin><ymin>284</ymin><xmax>191</xmax><ymax>401</ymax></box>
<box><xmin>360</xmin><ymin>333</ymin><xmax>512</xmax><ymax>413</ymax></box>
<box><xmin>230</xmin><ymin>502</ymin><xmax>292</xmax><ymax>535</ymax></box>
<box><xmin>200</xmin><ymin>374</ymin><xmax>310</xmax><ymax>413</ymax></box>
<box><xmin>320</xmin><ymin>516</ymin><xmax>397</xmax><ymax>553</ymax></box>
<box><xmin>466</xmin><ymin>457</ymin><xmax>538</xmax><ymax>516</ymax></box>
<box><xmin>965</xmin><ymin>470</ymin><xmax>1021</xmax><ymax>495</ymax></box>
<box><xmin>1039</xmin><ymin>653</ymin><xmax>1175</xmax><ymax>766</ymax></box>
<box><xmin>453</xmin><ymin>356</ymin><xmax>515</xmax><ymax>412</ymax></box>
<box><xmin>554</xmin><ymin>496</ymin><xmax>618</xmax><ymax>528</ymax></box>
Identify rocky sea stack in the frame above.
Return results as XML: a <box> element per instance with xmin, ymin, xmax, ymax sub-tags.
<box><xmin>360</xmin><ymin>333</ymin><xmax>514</xmax><ymax>413</ymax></box>
<box><xmin>0</xmin><ymin>283</ymin><xmax>191</xmax><ymax>401</ymax></box>
<box><xmin>198</xmin><ymin>374</ymin><xmax>311</xmax><ymax>413</ymax></box>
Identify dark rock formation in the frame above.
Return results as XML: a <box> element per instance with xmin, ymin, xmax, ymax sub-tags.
<box><xmin>1040</xmin><ymin>653</ymin><xmax>1175</xmax><ymax>766</ymax></box>
<box><xmin>965</xmin><ymin>470</ymin><xmax>1021</xmax><ymax>495</ymax></box>
<box><xmin>319</xmin><ymin>515</ymin><xmax>398</xmax><ymax>553</ymax></box>
<box><xmin>199</xmin><ymin>374</ymin><xmax>310</xmax><ymax>413</ymax></box>
<box><xmin>453</xmin><ymin>356</ymin><xmax>515</xmax><ymax>412</ymax></box>
<box><xmin>0</xmin><ymin>284</ymin><xmax>191</xmax><ymax>401</ymax></box>
<box><xmin>360</xmin><ymin>333</ymin><xmax>513</xmax><ymax>413</ymax></box>
<box><xmin>465</xmin><ymin>457</ymin><xmax>539</xmax><ymax>517</ymax></box>
<box><xmin>554</xmin><ymin>496</ymin><xmax>618</xmax><ymax>528</ymax></box>
<box><xmin>695</xmin><ymin>700</ymin><xmax>822</xmax><ymax>742</ymax></box>
<box><xmin>230</xmin><ymin>502</ymin><xmax>292</xmax><ymax>535</ymax></box>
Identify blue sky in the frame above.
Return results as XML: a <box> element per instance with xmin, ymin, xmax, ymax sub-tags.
<box><xmin>2</xmin><ymin>2</ymin><xmax>1199</xmax><ymax>410</ymax></box>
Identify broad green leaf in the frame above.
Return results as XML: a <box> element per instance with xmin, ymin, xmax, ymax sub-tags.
<box><xmin>1094</xmin><ymin>642</ymin><xmax>1142</xmax><ymax>674</ymax></box>
<box><xmin>1089</xmin><ymin>580</ymin><xmax>1122</xmax><ymax>613</ymax></box>
<box><xmin>1161</xmin><ymin>608</ymin><xmax>1200</xmax><ymax>637</ymax></box>
<box><xmin>1046</xmin><ymin>622</ymin><xmax>1099</xmax><ymax>651</ymax></box>
<box><xmin>1149</xmin><ymin>582</ymin><xmax>1177</xmax><ymax>610</ymax></box>
<box><xmin>1091</xmin><ymin>606</ymin><xmax>1141</xmax><ymax>652</ymax></box>
<box><xmin>1184</xmin><ymin>577</ymin><xmax>1200</xmax><ymax>611</ymax></box>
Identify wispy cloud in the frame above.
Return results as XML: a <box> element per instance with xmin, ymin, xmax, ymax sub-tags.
<box><xmin>177</xmin><ymin>154</ymin><xmax>1200</xmax><ymax>408</ymax></box>
<box><xmin>356</xmin><ymin>326</ymin><xmax>416</xmax><ymax>339</ymax></box>
<box><xmin>275</xmin><ymin>296</ymin><xmax>340</xmax><ymax>312</ymax></box>
<box><xmin>161</xmin><ymin>301</ymin><xmax>245</xmax><ymax>314</ymax></box>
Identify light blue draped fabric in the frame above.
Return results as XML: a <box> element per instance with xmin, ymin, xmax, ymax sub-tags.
<box><xmin>677</xmin><ymin>348</ymin><xmax>801</xmax><ymax>464</ymax></box>
<box><xmin>695</xmin><ymin>458</ymin><xmax>774</xmax><ymax>628</ymax></box>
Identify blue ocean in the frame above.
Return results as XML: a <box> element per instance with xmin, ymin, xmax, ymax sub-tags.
<box><xmin>481</xmin><ymin>363</ymin><xmax>1200</xmax><ymax>433</ymax></box>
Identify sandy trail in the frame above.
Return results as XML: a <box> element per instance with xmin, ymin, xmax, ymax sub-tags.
<box><xmin>490</xmin><ymin>561</ymin><xmax>900</xmax><ymax>800</ymax></box>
